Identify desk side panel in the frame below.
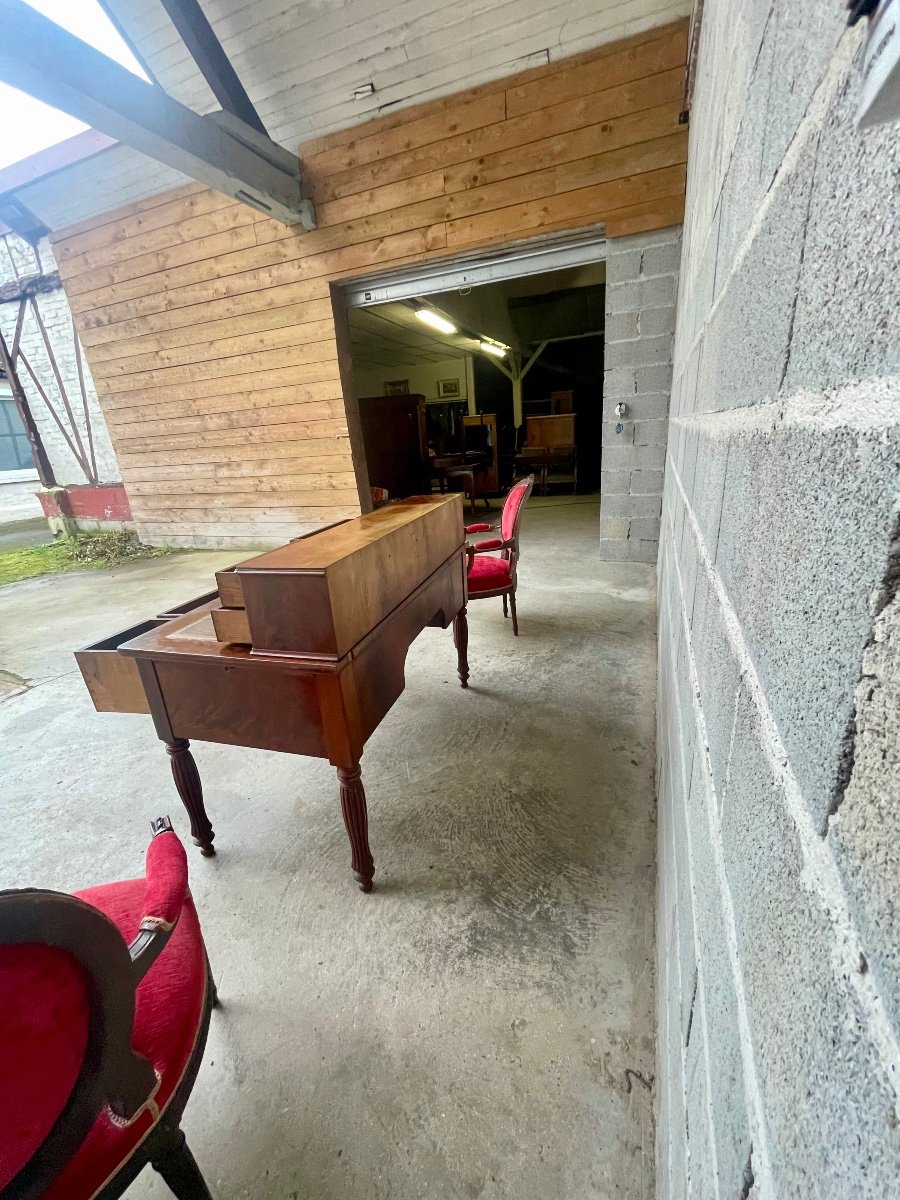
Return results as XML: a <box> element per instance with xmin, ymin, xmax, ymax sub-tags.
<box><xmin>155</xmin><ymin>660</ymin><xmax>328</xmax><ymax>756</ymax></box>
<box><xmin>350</xmin><ymin>553</ymin><xmax>465</xmax><ymax>745</ymax></box>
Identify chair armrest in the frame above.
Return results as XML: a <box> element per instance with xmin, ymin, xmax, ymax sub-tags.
<box><xmin>473</xmin><ymin>537</ymin><xmax>505</xmax><ymax>550</ymax></box>
<box><xmin>465</xmin><ymin>522</ymin><xmax>494</xmax><ymax>533</ymax></box>
<box><xmin>128</xmin><ymin>816</ymin><xmax>189</xmax><ymax>982</ymax></box>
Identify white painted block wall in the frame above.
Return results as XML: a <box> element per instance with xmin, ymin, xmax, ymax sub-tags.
<box><xmin>353</xmin><ymin>357</ymin><xmax>472</xmax><ymax>404</ymax></box>
<box><xmin>657</xmin><ymin>2</ymin><xmax>900</xmax><ymax>1195</ymax></box>
<box><xmin>0</xmin><ymin>235</ymin><xmax>120</xmax><ymax>488</ymax></box>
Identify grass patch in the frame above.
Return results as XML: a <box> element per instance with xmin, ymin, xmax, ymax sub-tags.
<box><xmin>0</xmin><ymin>531</ymin><xmax>180</xmax><ymax>587</ymax></box>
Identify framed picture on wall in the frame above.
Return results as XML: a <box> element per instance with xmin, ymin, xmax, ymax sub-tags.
<box><xmin>438</xmin><ymin>378</ymin><xmax>460</xmax><ymax>398</ymax></box>
<box><xmin>384</xmin><ymin>379</ymin><xmax>410</xmax><ymax>395</ymax></box>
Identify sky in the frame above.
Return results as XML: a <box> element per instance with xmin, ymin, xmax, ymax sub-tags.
<box><xmin>0</xmin><ymin>0</ymin><xmax>146</xmax><ymax>171</ymax></box>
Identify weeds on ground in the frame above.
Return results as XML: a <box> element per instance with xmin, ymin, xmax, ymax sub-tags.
<box><xmin>0</xmin><ymin>531</ymin><xmax>180</xmax><ymax>587</ymax></box>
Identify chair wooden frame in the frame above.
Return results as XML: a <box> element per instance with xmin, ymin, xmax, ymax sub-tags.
<box><xmin>464</xmin><ymin>475</ymin><xmax>534</xmax><ymax>635</ymax></box>
<box><xmin>1</xmin><ymin>819</ymin><xmax>216</xmax><ymax>1200</ymax></box>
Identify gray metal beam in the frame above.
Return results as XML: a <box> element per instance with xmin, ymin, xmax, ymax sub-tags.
<box><xmin>0</xmin><ymin>198</ymin><xmax>49</xmax><ymax>244</ymax></box>
<box><xmin>0</xmin><ymin>0</ymin><xmax>315</xmax><ymax>228</ymax></box>
<box><xmin>159</xmin><ymin>0</ymin><xmax>268</xmax><ymax>135</ymax></box>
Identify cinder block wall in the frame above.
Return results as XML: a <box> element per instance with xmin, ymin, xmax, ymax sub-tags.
<box><xmin>656</xmin><ymin>2</ymin><xmax>900</xmax><ymax>1196</ymax></box>
<box><xmin>600</xmin><ymin>226</ymin><xmax>681</xmax><ymax>562</ymax></box>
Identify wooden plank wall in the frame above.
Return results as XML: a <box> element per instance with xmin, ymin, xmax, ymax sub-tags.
<box><xmin>52</xmin><ymin>19</ymin><xmax>688</xmax><ymax>548</ymax></box>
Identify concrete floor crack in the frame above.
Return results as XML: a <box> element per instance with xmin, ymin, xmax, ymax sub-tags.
<box><xmin>0</xmin><ymin>668</ymin><xmax>31</xmax><ymax>701</ymax></box>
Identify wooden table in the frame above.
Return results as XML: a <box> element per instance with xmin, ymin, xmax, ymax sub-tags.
<box><xmin>430</xmin><ymin>453</ymin><xmax>488</xmax><ymax>515</ymax></box>
<box><xmin>76</xmin><ymin>497</ymin><xmax>470</xmax><ymax>893</ymax></box>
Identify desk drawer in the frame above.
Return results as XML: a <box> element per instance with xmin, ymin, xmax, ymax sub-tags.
<box><xmin>75</xmin><ymin>619</ymin><xmax>169</xmax><ymax>714</ymax></box>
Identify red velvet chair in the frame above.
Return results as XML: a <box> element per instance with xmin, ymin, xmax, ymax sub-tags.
<box><xmin>464</xmin><ymin>474</ymin><xmax>534</xmax><ymax>635</ymax></box>
<box><xmin>0</xmin><ymin>818</ymin><xmax>216</xmax><ymax>1200</ymax></box>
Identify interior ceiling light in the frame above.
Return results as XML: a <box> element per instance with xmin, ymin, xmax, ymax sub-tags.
<box><xmin>480</xmin><ymin>341</ymin><xmax>507</xmax><ymax>357</ymax></box>
<box><xmin>415</xmin><ymin>308</ymin><xmax>457</xmax><ymax>335</ymax></box>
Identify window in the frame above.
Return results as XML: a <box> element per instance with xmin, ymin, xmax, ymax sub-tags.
<box><xmin>0</xmin><ymin>392</ymin><xmax>34</xmax><ymax>471</ymax></box>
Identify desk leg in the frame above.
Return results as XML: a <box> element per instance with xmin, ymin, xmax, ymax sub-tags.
<box><xmin>337</xmin><ymin>764</ymin><xmax>375</xmax><ymax>893</ymax></box>
<box><xmin>453</xmin><ymin>605</ymin><xmax>469</xmax><ymax>689</ymax></box>
<box><xmin>166</xmin><ymin>740</ymin><xmax>215</xmax><ymax>857</ymax></box>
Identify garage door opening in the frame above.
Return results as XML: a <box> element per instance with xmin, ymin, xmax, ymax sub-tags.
<box><xmin>337</xmin><ymin>234</ymin><xmax>606</xmax><ymax>521</ymax></box>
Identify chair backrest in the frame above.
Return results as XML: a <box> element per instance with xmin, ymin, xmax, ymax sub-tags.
<box><xmin>0</xmin><ymin>891</ymin><xmax>156</xmax><ymax>1200</ymax></box>
<box><xmin>501</xmin><ymin>475</ymin><xmax>535</xmax><ymax>549</ymax></box>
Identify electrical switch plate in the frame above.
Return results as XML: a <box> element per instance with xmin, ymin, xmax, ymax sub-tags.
<box><xmin>856</xmin><ymin>0</ymin><xmax>900</xmax><ymax>127</ymax></box>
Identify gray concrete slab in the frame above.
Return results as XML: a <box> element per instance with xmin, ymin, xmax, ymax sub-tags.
<box><xmin>0</xmin><ymin>516</ymin><xmax>54</xmax><ymax>552</ymax></box>
<box><xmin>0</xmin><ymin>498</ymin><xmax>659</xmax><ymax>1200</ymax></box>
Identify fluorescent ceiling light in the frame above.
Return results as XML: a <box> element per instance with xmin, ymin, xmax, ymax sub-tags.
<box><xmin>415</xmin><ymin>308</ymin><xmax>457</xmax><ymax>335</ymax></box>
<box><xmin>480</xmin><ymin>341</ymin><xmax>507</xmax><ymax>357</ymax></box>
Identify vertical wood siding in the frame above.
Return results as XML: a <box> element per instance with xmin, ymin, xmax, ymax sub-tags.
<box><xmin>53</xmin><ymin>19</ymin><xmax>688</xmax><ymax>548</ymax></box>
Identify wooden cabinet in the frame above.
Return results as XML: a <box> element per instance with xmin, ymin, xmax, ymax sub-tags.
<box><xmin>357</xmin><ymin>393</ymin><xmax>428</xmax><ymax>500</ymax></box>
<box><xmin>525</xmin><ymin>413</ymin><xmax>575</xmax><ymax>449</ymax></box>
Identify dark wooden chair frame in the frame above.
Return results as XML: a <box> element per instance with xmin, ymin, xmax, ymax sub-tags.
<box><xmin>465</xmin><ymin>474</ymin><xmax>534</xmax><ymax>636</ymax></box>
<box><xmin>1</xmin><ymin>818</ymin><xmax>216</xmax><ymax>1200</ymax></box>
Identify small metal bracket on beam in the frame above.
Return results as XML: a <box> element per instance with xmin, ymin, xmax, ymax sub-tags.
<box><xmin>208</xmin><ymin>111</ymin><xmax>316</xmax><ymax>227</ymax></box>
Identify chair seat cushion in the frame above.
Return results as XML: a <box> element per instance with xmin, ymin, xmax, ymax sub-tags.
<box><xmin>44</xmin><ymin>879</ymin><xmax>208</xmax><ymax>1200</ymax></box>
<box><xmin>467</xmin><ymin>553</ymin><xmax>512</xmax><ymax>592</ymax></box>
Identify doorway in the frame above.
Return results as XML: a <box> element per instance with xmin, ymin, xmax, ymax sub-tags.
<box><xmin>338</xmin><ymin>234</ymin><xmax>606</xmax><ymax>517</ymax></box>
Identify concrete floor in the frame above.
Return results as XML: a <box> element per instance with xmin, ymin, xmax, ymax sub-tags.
<box><xmin>0</xmin><ymin>496</ymin><xmax>658</xmax><ymax>1200</ymax></box>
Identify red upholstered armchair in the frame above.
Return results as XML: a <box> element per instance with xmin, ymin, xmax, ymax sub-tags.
<box><xmin>0</xmin><ymin>818</ymin><xmax>216</xmax><ymax>1200</ymax></box>
<box><xmin>464</xmin><ymin>474</ymin><xmax>534</xmax><ymax>635</ymax></box>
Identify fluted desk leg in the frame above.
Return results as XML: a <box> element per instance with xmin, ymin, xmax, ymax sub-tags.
<box><xmin>453</xmin><ymin>605</ymin><xmax>469</xmax><ymax>689</ymax></box>
<box><xmin>337</xmin><ymin>763</ymin><xmax>375</xmax><ymax>892</ymax></box>
<box><xmin>166</xmin><ymin>739</ymin><xmax>215</xmax><ymax>856</ymax></box>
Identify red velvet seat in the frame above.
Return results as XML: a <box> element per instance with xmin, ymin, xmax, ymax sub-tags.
<box><xmin>0</xmin><ymin>821</ymin><xmax>216</xmax><ymax>1200</ymax></box>
<box><xmin>464</xmin><ymin>475</ymin><xmax>534</xmax><ymax>634</ymax></box>
<box><xmin>467</xmin><ymin>554</ymin><xmax>512</xmax><ymax>591</ymax></box>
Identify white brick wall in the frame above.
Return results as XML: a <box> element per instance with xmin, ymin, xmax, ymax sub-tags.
<box><xmin>600</xmin><ymin>226</ymin><xmax>681</xmax><ymax>563</ymax></box>
<box><xmin>0</xmin><ymin>235</ymin><xmax>121</xmax><ymax>487</ymax></box>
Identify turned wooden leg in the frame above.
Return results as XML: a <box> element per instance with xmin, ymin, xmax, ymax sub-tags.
<box><xmin>453</xmin><ymin>605</ymin><xmax>469</xmax><ymax>689</ymax></box>
<box><xmin>205</xmin><ymin>956</ymin><xmax>220</xmax><ymax>1009</ymax></box>
<box><xmin>509</xmin><ymin>590</ymin><xmax>519</xmax><ymax>636</ymax></box>
<box><xmin>151</xmin><ymin>1127</ymin><xmax>213</xmax><ymax>1200</ymax></box>
<box><xmin>337</xmin><ymin>764</ymin><xmax>375</xmax><ymax>893</ymax></box>
<box><xmin>502</xmin><ymin>592</ymin><xmax>509</xmax><ymax>618</ymax></box>
<box><xmin>165</xmin><ymin>740</ymin><xmax>215</xmax><ymax>857</ymax></box>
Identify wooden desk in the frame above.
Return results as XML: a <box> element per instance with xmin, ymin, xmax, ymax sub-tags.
<box><xmin>76</xmin><ymin>497</ymin><xmax>469</xmax><ymax>892</ymax></box>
